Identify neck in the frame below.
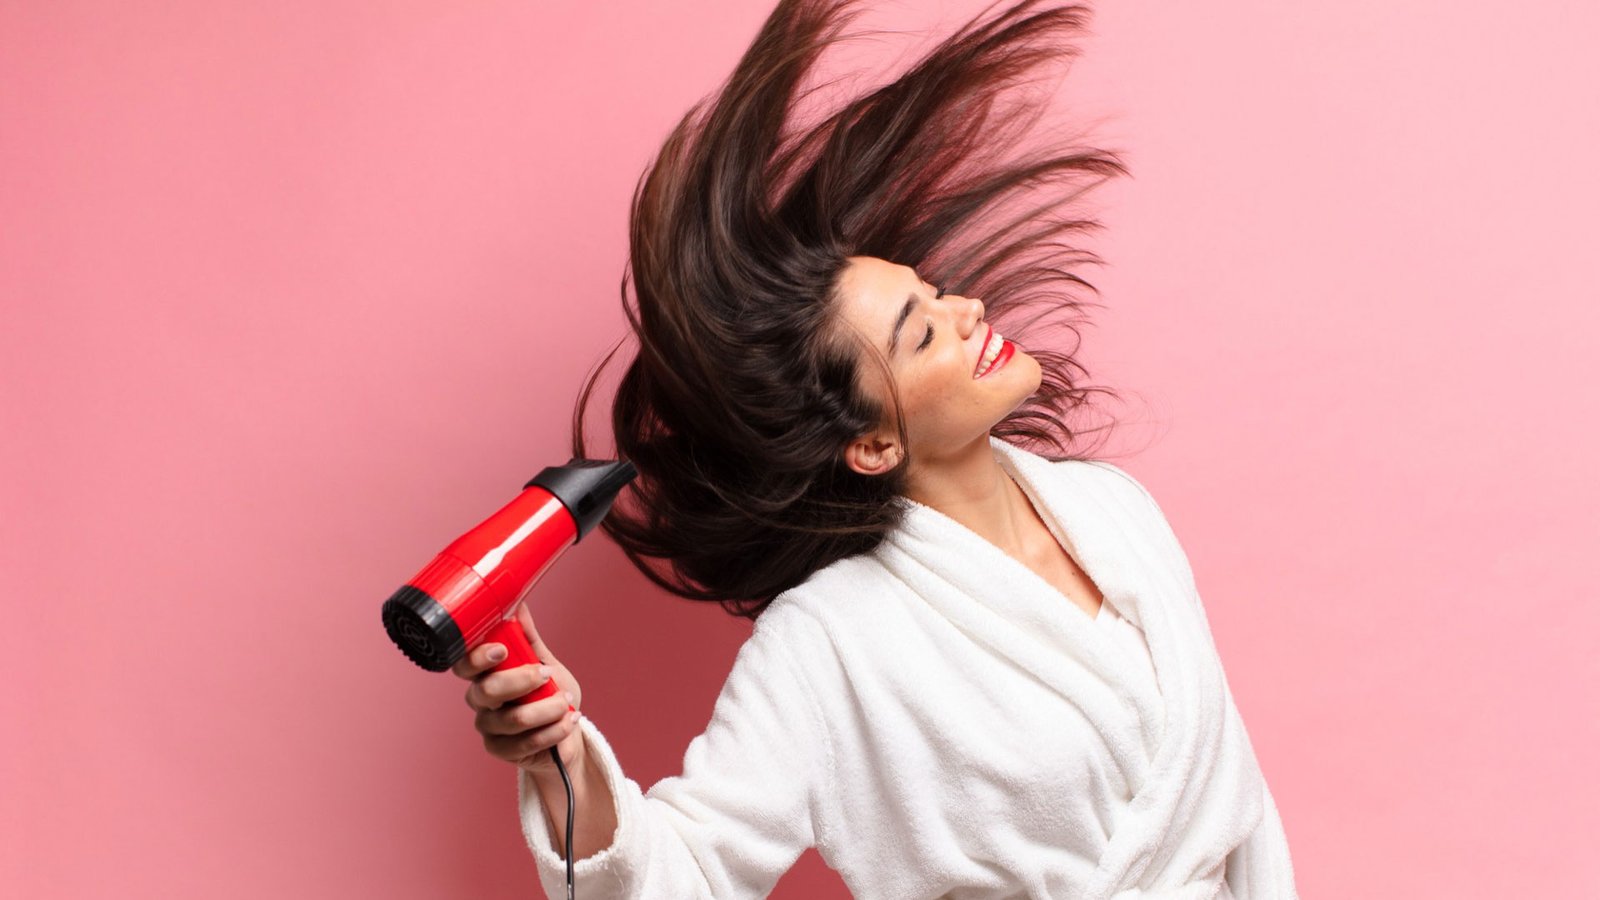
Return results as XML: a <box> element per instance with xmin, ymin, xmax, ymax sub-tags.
<box><xmin>902</xmin><ymin>435</ymin><xmax>1038</xmax><ymax>558</ymax></box>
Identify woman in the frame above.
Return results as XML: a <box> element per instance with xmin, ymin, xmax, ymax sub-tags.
<box><xmin>455</xmin><ymin>0</ymin><xmax>1299</xmax><ymax>897</ymax></box>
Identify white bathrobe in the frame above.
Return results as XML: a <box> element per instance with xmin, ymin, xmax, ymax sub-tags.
<box><xmin>517</xmin><ymin>435</ymin><xmax>1299</xmax><ymax>899</ymax></box>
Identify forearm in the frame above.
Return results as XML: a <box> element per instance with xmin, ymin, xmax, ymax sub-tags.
<box><xmin>529</xmin><ymin>735</ymin><xmax>620</xmax><ymax>861</ymax></box>
<box><xmin>515</xmin><ymin>615</ymin><xmax>827</xmax><ymax>899</ymax></box>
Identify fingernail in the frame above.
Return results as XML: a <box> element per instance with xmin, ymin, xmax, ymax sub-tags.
<box><xmin>486</xmin><ymin>645</ymin><xmax>505</xmax><ymax>663</ymax></box>
<box><xmin>564</xmin><ymin>691</ymin><xmax>573</xmax><ymax>703</ymax></box>
<box><xmin>538</xmin><ymin>665</ymin><xmax>552</xmax><ymax>681</ymax></box>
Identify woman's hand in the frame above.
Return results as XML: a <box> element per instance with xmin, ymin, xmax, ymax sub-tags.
<box><xmin>452</xmin><ymin>600</ymin><xmax>586</xmax><ymax>778</ymax></box>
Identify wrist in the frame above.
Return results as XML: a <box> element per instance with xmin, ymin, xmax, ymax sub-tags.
<box><xmin>531</xmin><ymin>728</ymin><xmax>588</xmax><ymax>787</ymax></box>
<box><xmin>528</xmin><ymin>728</ymin><xmax>596</xmax><ymax>857</ymax></box>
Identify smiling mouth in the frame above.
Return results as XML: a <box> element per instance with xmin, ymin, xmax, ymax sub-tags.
<box><xmin>973</xmin><ymin>325</ymin><xmax>996</xmax><ymax>377</ymax></box>
<box><xmin>973</xmin><ymin>325</ymin><xmax>1014</xmax><ymax>378</ymax></box>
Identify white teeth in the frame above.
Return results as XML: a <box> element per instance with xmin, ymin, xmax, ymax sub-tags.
<box><xmin>975</xmin><ymin>330</ymin><xmax>1003</xmax><ymax>377</ymax></box>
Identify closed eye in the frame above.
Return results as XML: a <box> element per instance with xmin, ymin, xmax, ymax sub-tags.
<box><xmin>916</xmin><ymin>285</ymin><xmax>946</xmax><ymax>351</ymax></box>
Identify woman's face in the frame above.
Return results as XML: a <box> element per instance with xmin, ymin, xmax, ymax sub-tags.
<box><xmin>834</xmin><ymin>255</ymin><xmax>1042</xmax><ymax>475</ymax></box>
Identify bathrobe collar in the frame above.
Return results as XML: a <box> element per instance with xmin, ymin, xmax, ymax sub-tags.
<box><xmin>871</xmin><ymin>435</ymin><xmax>1263</xmax><ymax>895</ymax></box>
<box><xmin>872</xmin><ymin>436</ymin><xmax>1167</xmax><ymax>772</ymax></box>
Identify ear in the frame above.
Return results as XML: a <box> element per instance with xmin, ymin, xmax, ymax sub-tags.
<box><xmin>843</xmin><ymin>432</ymin><xmax>903</xmax><ymax>477</ymax></box>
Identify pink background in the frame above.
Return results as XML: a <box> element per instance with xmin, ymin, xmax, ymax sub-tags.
<box><xmin>3</xmin><ymin>1</ymin><xmax>1596</xmax><ymax>897</ymax></box>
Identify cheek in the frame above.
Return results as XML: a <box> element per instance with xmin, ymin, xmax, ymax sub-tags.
<box><xmin>902</xmin><ymin>370</ymin><xmax>969</xmax><ymax>428</ymax></box>
<box><xmin>893</xmin><ymin>375</ymin><xmax>937</xmax><ymax>429</ymax></box>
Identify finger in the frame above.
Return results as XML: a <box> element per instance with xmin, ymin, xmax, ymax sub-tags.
<box><xmin>464</xmin><ymin>663</ymin><xmax>553</xmax><ymax>712</ymax></box>
<box><xmin>476</xmin><ymin>690</ymin><xmax>572</xmax><ymax>737</ymax></box>
<box><xmin>451</xmin><ymin>642</ymin><xmax>506</xmax><ymax>681</ymax></box>
<box><xmin>484</xmin><ymin>708</ymin><xmax>582</xmax><ymax>763</ymax></box>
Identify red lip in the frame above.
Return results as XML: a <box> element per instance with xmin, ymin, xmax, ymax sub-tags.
<box><xmin>972</xmin><ymin>324</ymin><xmax>993</xmax><ymax>377</ymax></box>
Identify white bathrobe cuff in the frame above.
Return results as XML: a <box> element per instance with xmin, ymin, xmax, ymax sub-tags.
<box><xmin>517</xmin><ymin>714</ymin><xmax>642</xmax><ymax>898</ymax></box>
<box><xmin>513</xmin><ymin>602</ymin><xmax>829</xmax><ymax>900</ymax></box>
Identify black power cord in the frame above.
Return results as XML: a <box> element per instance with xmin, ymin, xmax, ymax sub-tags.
<box><xmin>550</xmin><ymin>745</ymin><xmax>576</xmax><ymax>900</ymax></box>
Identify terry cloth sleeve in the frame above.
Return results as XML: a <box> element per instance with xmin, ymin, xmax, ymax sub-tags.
<box><xmin>515</xmin><ymin>603</ymin><xmax>832</xmax><ymax>900</ymax></box>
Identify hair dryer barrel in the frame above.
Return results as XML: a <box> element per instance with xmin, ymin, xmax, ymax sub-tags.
<box><xmin>381</xmin><ymin>458</ymin><xmax>636</xmax><ymax>679</ymax></box>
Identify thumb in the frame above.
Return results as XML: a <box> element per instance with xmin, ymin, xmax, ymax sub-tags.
<box><xmin>513</xmin><ymin>601</ymin><xmax>557</xmax><ymax>664</ymax></box>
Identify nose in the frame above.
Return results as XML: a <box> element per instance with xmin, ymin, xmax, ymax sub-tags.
<box><xmin>960</xmin><ymin>295</ymin><xmax>985</xmax><ymax>338</ymax></box>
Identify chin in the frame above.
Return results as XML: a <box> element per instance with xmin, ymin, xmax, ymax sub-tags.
<box><xmin>1012</xmin><ymin>349</ymin><xmax>1044</xmax><ymax>397</ymax></box>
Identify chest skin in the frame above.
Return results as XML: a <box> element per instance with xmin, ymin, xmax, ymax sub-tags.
<box><xmin>1016</xmin><ymin>497</ymin><xmax>1106</xmax><ymax>620</ymax></box>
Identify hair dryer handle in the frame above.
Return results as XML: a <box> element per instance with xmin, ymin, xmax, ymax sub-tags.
<box><xmin>483</xmin><ymin>617</ymin><xmax>577</xmax><ymax>711</ymax></box>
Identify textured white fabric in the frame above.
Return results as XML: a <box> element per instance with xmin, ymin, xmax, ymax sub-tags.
<box><xmin>1087</xmin><ymin>602</ymin><xmax>1235</xmax><ymax>900</ymax></box>
<box><xmin>1092</xmin><ymin>598</ymin><xmax>1159</xmax><ymax>753</ymax></box>
<box><xmin>517</xmin><ymin>435</ymin><xmax>1298</xmax><ymax>899</ymax></box>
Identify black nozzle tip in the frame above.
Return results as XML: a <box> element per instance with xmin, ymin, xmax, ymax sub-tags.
<box><xmin>525</xmin><ymin>457</ymin><xmax>639</xmax><ymax>542</ymax></box>
<box><xmin>382</xmin><ymin>585</ymin><xmax>465</xmax><ymax>672</ymax></box>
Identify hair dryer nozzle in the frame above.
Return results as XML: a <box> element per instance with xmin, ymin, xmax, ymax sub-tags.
<box><xmin>525</xmin><ymin>457</ymin><xmax>638</xmax><ymax>541</ymax></box>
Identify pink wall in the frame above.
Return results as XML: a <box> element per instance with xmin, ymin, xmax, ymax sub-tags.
<box><xmin>4</xmin><ymin>1</ymin><xmax>1596</xmax><ymax>897</ymax></box>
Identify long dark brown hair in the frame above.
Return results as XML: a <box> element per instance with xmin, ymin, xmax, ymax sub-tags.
<box><xmin>571</xmin><ymin>0</ymin><xmax>1131</xmax><ymax>619</ymax></box>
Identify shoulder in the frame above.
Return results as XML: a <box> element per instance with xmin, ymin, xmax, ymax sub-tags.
<box><xmin>992</xmin><ymin>435</ymin><xmax>1165</xmax><ymax>515</ymax></box>
<box><xmin>721</xmin><ymin>566</ymin><xmax>858</xmax><ymax>742</ymax></box>
<box><xmin>1056</xmin><ymin>456</ymin><xmax>1186</xmax><ymax>554</ymax></box>
<box><xmin>753</xmin><ymin>551</ymin><xmax>899</xmax><ymax>655</ymax></box>
<box><xmin>1016</xmin><ymin>449</ymin><xmax>1170</xmax><ymax>525</ymax></box>
<box><xmin>762</xmin><ymin>552</ymin><xmax>885</xmax><ymax>621</ymax></box>
<box><xmin>1072</xmin><ymin>458</ymin><xmax>1164</xmax><ymax>512</ymax></box>
<box><xmin>1068</xmin><ymin>457</ymin><xmax>1199</xmax><ymax>591</ymax></box>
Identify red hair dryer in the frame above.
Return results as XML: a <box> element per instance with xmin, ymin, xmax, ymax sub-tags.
<box><xmin>381</xmin><ymin>458</ymin><xmax>636</xmax><ymax>706</ymax></box>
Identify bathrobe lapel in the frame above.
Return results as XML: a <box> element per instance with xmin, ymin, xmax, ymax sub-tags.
<box><xmin>873</xmin><ymin>436</ymin><xmax>1265</xmax><ymax>898</ymax></box>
